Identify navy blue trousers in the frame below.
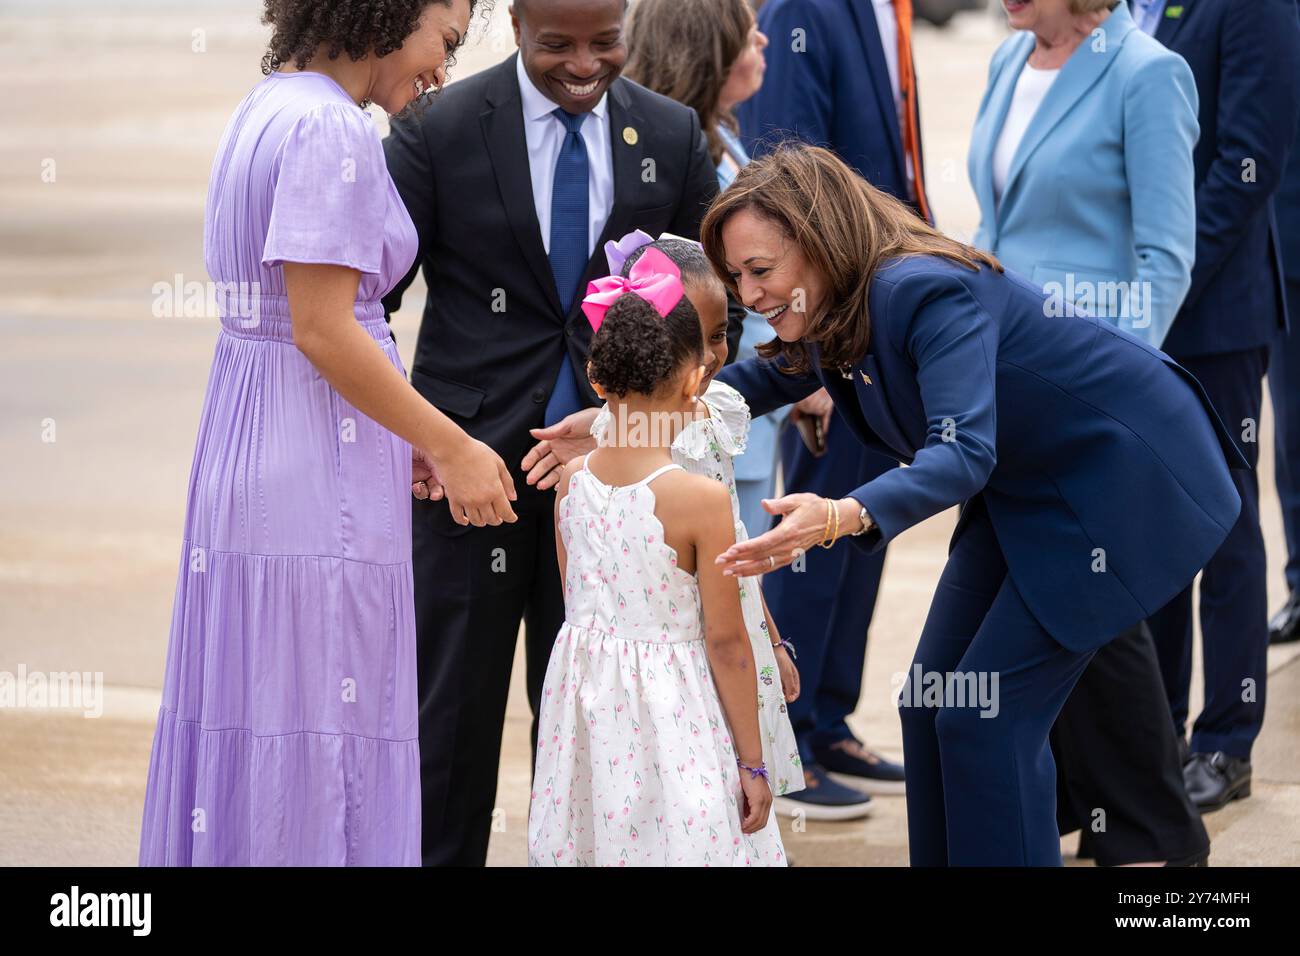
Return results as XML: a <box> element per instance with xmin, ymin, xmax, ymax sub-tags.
<box><xmin>899</xmin><ymin>496</ymin><xmax>1094</xmax><ymax>866</ymax></box>
<box><xmin>763</xmin><ymin>423</ymin><xmax>891</xmax><ymax>765</ymax></box>
<box><xmin>1270</xmin><ymin>290</ymin><xmax>1300</xmax><ymax>593</ymax></box>
<box><xmin>1149</xmin><ymin>347</ymin><xmax>1269</xmax><ymax>759</ymax></box>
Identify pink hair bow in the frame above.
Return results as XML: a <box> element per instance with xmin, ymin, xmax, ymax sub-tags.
<box><xmin>581</xmin><ymin>247</ymin><xmax>685</xmax><ymax>333</ymax></box>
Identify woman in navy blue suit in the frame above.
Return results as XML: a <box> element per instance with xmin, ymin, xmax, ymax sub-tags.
<box><xmin>706</xmin><ymin>145</ymin><xmax>1243</xmax><ymax>866</ymax></box>
<box><xmin>967</xmin><ymin>0</ymin><xmax>1207</xmax><ymax>867</ymax></box>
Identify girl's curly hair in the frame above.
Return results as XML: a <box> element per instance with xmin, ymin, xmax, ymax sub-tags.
<box><xmin>587</xmin><ymin>292</ymin><xmax>704</xmax><ymax>398</ymax></box>
<box><xmin>260</xmin><ymin>0</ymin><xmax>484</xmax><ymax>75</ymax></box>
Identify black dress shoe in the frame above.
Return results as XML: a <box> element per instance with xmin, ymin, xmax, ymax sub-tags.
<box><xmin>1165</xmin><ymin>848</ymin><xmax>1210</xmax><ymax>867</ymax></box>
<box><xmin>1269</xmin><ymin>591</ymin><xmax>1300</xmax><ymax>645</ymax></box>
<box><xmin>1183</xmin><ymin>752</ymin><xmax>1252</xmax><ymax>813</ymax></box>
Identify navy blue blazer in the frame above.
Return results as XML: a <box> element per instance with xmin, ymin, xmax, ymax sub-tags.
<box><xmin>1155</xmin><ymin>0</ymin><xmax>1300</xmax><ymax>356</ymax></box>
<box><xmin>1277</xmin><ymin>22</ymin><xmax>1300</xmax><ymax>295</ymax></box>
<box><xmin>735</xmin><ymin>0</ymin><xmax>929</xmax><ymax>215</ymax></box>
<box><xmin>718</xmin><ymin>256</ymin><xmax>1243</xmax><ymax>652</ymax></box>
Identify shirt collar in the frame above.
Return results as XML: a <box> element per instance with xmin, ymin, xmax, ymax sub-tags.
<box><xmin>515</xmin><ymin>52</ymin><xmax>609</xmax><ymax>124</ymax></box>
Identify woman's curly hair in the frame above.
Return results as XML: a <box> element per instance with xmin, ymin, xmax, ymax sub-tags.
<box><xmin>587</xmin><ymin>292</ymin><xmax>704</xmax><ymax>398</ymax></box>
<box><xmin>261</xmin><ymin>0</ymin><xmax>483</xmax><ymax>75</ymax></box>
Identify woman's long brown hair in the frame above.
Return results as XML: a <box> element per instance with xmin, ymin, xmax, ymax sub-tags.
<box><xmin>624</xmin><ymin>0</ymin><xmax>753</xmax><ymax>166</ymax></box>
<box><xmin>700</xmin><ymin>144</ymin><xmax>1002</xmax><ymax>373</ymax></box>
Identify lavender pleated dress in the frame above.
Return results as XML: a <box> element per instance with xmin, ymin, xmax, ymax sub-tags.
<box><xmin>138</xmin><ymin>72</ymin><xmax>421</xmax><ymax>866</ymax></box>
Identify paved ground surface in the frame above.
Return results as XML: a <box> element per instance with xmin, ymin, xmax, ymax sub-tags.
<box><xmin>2</xmin><ymin>1</ymin><xmax>1297</xmax><ymax>867</ymax></box>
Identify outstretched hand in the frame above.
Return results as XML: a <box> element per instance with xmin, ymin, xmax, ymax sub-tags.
<box><xmin>521</xmin><ymin>406</ymin><xmax>601</xmax><ymax>491</ymax></box>
<box><xmin>716</xmin><ymin>493</ymin><xmax>866</xmax><ymax>577</ymax></box>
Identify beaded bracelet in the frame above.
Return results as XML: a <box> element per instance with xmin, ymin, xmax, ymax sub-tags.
<box><xmin>737</xmin><ymin>759</ymin><xmax>770</xmax><ymax>782</ymax></box>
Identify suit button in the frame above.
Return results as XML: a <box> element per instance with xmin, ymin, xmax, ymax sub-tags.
<box><xmin>532</xmin><ymin>388</ymin><xmax>547</xmax><ymax>403</ymax></box>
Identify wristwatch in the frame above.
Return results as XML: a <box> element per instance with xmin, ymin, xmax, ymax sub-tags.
<box><xmin>850</xmin><ymin>503</ymin><xmax>873</xmax><ymax>536</ymax></box>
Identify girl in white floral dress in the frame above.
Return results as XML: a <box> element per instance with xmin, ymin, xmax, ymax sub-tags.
<box><xmin>528</xmin><ymin>255</ymin><xmax>786</xmax><ymax>867</ymax></box>
<box><xmin>592</xmin><ymin>235</ymin><xmax>804</xmax><ymax>797</ymax></box>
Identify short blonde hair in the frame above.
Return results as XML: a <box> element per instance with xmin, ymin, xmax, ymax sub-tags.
<box><xmin>1071</xmin><ymin>0</ymin><xmax>1118</xmax><ymax>13</ymax></box>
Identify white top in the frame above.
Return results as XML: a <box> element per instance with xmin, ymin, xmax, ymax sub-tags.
<box><xmin>991</xmin><ymin>62</ymin><xmax>1060</xmax><ymax>205</ymax></box>
<box><xmin>515</xmin><ymin>53</ymin><xmax>614</xmax><ymax>257</ymax></box>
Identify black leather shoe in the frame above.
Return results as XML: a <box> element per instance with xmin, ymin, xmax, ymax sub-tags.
<box><xmin>1165</xmin><ymin>848</ymin><xmax>1210</xmax><ymax>867</ymax></box>
<box><xmin>1183</xmin><ymin>752</ymin><xmax>1251</xmax><ymax>813</ymax></box>
<box><xmin>1269</xmin><ymin>591</ymin><xmax>1300</xmax><ymax>645</ymax></box>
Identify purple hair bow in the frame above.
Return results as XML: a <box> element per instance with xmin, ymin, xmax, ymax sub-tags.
<box><xmin>603</xmin><ymin>229</ymin><xmax>656</xmax><ymax>276</ymax></box>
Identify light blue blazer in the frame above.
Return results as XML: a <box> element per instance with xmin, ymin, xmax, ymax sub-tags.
<box><xmin>968</xmin><ymin>1</ymin><xmax>1199</xmax><ymax>347</ymax></box>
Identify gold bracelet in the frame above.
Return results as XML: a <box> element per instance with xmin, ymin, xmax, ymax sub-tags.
<box><xmin>819</xmin><ymin>498</ymin><xmax>836</xmax><ymax>549</ymax></box>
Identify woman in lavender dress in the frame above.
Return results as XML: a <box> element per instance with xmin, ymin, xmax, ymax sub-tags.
<box><xmin>137</xmin><ymin>0</ymin><xmax>509</xmax><ymax>866</ymax></box>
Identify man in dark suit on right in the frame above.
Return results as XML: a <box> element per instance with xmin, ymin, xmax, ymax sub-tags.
<box><xmin>1140</xmin><ymin>0</ymin><xmax>1300</xmax><ymax>811</ymax></box>
<box><xmin>1266</xmin><ymin>30</ymin><xmax>1300</xmax><ymax>647</ymax></box>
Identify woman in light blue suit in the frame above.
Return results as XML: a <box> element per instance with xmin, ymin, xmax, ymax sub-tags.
<box><xmin>969</xmin><ymin>0</ymin><xmax>1198</xmax><ymax>346</ymax></box>
<box><xmin>968</xmin><ymin>0</ymin><xmax>1209</xmax><ymax>867</ymax></box>
<box><xmin>706</xmin><ymin>145</ymin><xmax>1241</xmax><ymax>865</ymax></box>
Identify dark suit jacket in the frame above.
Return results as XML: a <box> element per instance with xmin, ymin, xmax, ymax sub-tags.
<box><xmin>736</xmin><ymin>0</ymin><xmax>931</xmax><ymax>218</ymax></box>
<box><xmin>719</xmin><ymin>256</ymin><xmax>1244</xmax><ymax>651</ymax></box>
<box><xmin>1277</xmin><ymin>4</ymin><xmax>1300</xmax><ymax>298</ymax></box>
<box><xmin>383</xmin><ymin>55</ymin><xmax>735</xmax><ymax>511</ymax></box>
<box><xmin>1157</xmin><ymin>0</ymin><xmax>1300</xmax><ymax>356</ymax></box>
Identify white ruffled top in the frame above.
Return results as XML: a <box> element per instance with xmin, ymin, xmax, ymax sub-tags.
<box><xmin>591</xmin><ymin>379</ymin><xmax>752</xmax><ymax>494</ymax></box>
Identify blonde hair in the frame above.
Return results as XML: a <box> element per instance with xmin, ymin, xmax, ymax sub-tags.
<box><xmin>1070</xmin><ymin>0</ymin><xmax>1118</xmax><ymax>13</ymax></box>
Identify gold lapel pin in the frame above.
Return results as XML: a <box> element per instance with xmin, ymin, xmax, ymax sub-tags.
<box><xmin>623</xmin><ymin>126</ymin><xmax>639</xmax><ymax>146</ymax></box>
<box><xmin>860</xmin><ymin>371</ymin><xmax>873</xmax><ymax>386</ymax></box>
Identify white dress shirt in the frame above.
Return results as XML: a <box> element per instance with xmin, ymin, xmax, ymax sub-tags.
<box><xmin>991</xmin><ymin>63</ymin><xmax>1060</xmax><ymax>205</ymax></box>
<box><xmin>872</xmin><ymin>0</ymin><xmax>917</xmax><ymax>188</ymax></box>
<box><xmin>515</xmin><ymin>53</ymin><xmax>614</xmax><ymax>257</ymax></box>
<box><xmin>872</xmin><ymin>0</ymin><xmax>903</xmax><ymax>112</ymax></box>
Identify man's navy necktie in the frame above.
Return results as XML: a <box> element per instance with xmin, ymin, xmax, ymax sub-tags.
<box><xmin>544</xmin><ymin>108</ymin><xmax>590</xmax><ymax>426</ymax></box>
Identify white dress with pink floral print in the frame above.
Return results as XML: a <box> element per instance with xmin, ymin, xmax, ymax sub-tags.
<box><xmin>527</xmin><ymin>457</ymin><xmax>787</xmax><ymax>867</ymax></box>
<box><xmin>591</xmin><ymin>381</ymin><xmax>804</xmax><ymax>796</ymax></box>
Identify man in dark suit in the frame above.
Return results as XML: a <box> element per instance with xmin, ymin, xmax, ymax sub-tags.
<box><xmin>1267</xmin><ymin>46</ymin><xmax>1300</xmax><ymax>647</ymax></box>
<box><xmin>382</xmin><ymin>0</ymin><xmax>736</xmax><ymax>865</ymax></box>
<box><xmin>732</xmin><ymin>0</ymin><xmax>929</xmax><ymax>817</ymax></box>
<box><xmin>1142</xmin><ymin>0</ymin><xmax>1300</xmax><ymax>810</ymax></box>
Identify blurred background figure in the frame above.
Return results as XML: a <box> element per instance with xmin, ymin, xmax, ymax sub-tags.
<box><xmin>624</xmin><ymin>0</ymin><xmax>780</xmax><ymax>538</ymax></box>
<box><xmin>731</xmin><ymin>0</ymin><xmax>936</xmax><ymax>819</ymax></box>
<box><xmin>1141</xmin><ymin>0</ymin><xmax>1300</xmax><ymax>814</ymax></box>
<box><xmin>968</xmin><ymin>0</ymin><xmax>1208</xmax><ymax>866</ymax></box>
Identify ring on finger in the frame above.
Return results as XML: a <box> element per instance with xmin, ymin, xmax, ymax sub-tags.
<box><xmin>767</xmin><ymin>555</ymin><xmax>776</xmax><ymax>571</ymax></box>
